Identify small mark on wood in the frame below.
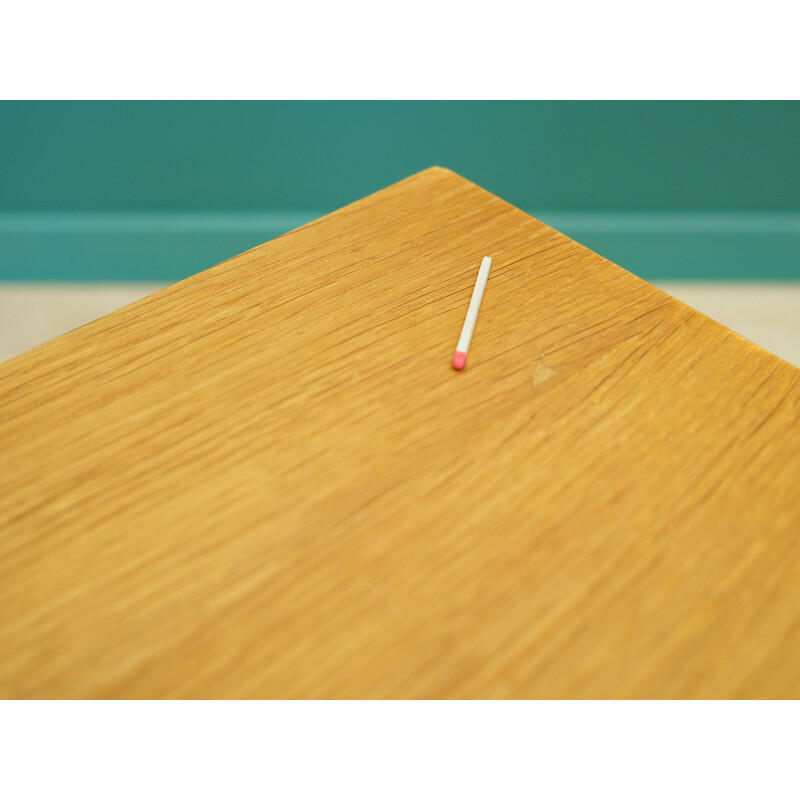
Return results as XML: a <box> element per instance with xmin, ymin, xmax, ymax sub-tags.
<box><xmin>533</xmin><ymin>361</ymin><xmax>557</xmax><ymax>388</ymax></box>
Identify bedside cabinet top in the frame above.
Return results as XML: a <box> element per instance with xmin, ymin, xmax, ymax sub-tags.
<box><xmin>1</xmin><ymin>167</ymin><xmax>799</xmax><ymax>698</ymax></box>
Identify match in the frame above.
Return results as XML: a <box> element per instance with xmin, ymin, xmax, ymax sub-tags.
<box><xmin>452</xmin><ymin>256</ymin><xmax>492</xmax><ymax>370</ymax></box>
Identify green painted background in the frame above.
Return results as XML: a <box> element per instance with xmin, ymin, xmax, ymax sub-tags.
<box><xmin>1</xmin><ymin>101</ymin><xmax>798</xmax><ymax>281</ymax></box>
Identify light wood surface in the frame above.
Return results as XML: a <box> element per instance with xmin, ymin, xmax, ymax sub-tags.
<box><xmin>1</xmin><ymin>167</ymin><xmax>799</xmax><ymax>698</ymax></box>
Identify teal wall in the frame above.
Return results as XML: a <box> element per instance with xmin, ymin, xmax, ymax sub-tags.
<box><xmin>1</xmin><ymin>101</ymin><xmax>799</xmax><ymax>281</ymax></box>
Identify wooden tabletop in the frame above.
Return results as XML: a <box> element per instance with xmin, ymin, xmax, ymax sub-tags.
<box><xmin>2</xmin><ymin>167</ymin><xmax>799</xmax><ymax>698</ymax></box>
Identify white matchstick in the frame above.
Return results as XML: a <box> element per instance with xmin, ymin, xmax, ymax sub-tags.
<box><xmin>452</xmin><ymin>256</ymin><xmax>492</xmax><ymax>371</ymax></box>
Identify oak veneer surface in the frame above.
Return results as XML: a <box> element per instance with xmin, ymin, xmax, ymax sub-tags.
<box><xmin>1</xmin><ymin>168</ymin><xmax>799</xmax><ymax>699</ymax></box>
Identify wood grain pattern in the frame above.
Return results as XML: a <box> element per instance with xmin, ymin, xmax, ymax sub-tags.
<box><xmin>1</xmin><ymin>167</ymin><xmax>799</xmax><ymax>699</ymax></box>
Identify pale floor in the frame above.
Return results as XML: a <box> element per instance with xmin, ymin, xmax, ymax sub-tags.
<box><xmin>0</xmin><ymin>283</ymin><xmax>798</xmax><ymax>368</ymax></box>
